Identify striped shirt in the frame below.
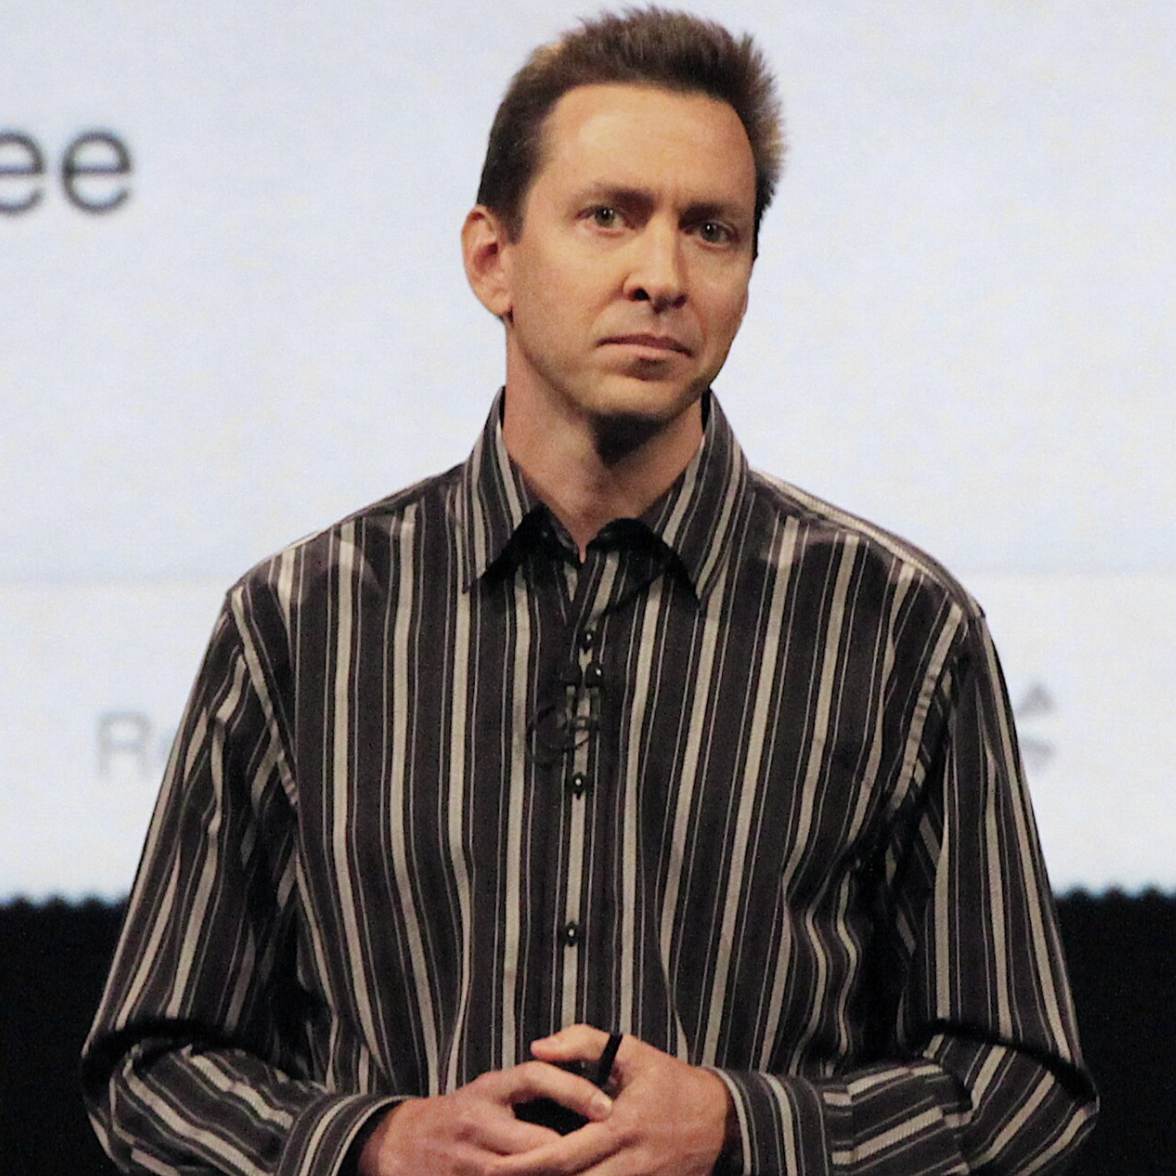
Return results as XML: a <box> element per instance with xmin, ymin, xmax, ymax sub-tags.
<box><xmin>84</xmin><ymin>393</ymin><xmax>1096</xmax><ymax>1176</ymax></box>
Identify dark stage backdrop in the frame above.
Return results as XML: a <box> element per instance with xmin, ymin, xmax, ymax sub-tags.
<box><xmin>1</xmin><ymin>893</ymin><xmax>1171</xmax><ymax>1175</ymax></box>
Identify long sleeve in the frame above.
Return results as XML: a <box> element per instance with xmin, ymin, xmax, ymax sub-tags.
<box><xmin>713</xmin><ymin>613</ymin><xmax>1097</xmax><ymax>1176</ymax></box>
<box><xmin>81</xmin><ymin>595</ymin><xmax>395</xmax><ymax>1176</ymax></box>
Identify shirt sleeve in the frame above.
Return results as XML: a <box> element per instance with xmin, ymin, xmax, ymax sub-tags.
<box><xmin>711</xmin><ymin>611</ymin><xmax>1098</xmax><ymax>1176</ymax></box>
<box><xmin>81</xmin><ymin>591</ymin><xmax>400</xmax><ymax>1176</ymax></box>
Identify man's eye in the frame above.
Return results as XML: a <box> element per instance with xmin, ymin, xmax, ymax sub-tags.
<box><xmin>696</xmin><ymin>221</ymin><xmax>733</xmax><ymax>245</ymax></box>
<box><xmin>590</xmin><ymin>206</ymin><xmax>620</xmax><ymax>228</ymax></box>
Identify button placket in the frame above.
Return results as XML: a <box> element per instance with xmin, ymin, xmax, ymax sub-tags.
<box><xmin>559</xmin><ymin>614</ymin><xmax>604</xmax><ymax>1019</ymax></box>
<box><xmin>559</xmin><ymin>693</ymin><xmax>589</xmax><ymax>1017</ymax></box>
<box><xmin>567</xmin><ymin>617</ymin><xmax>604</xmax><ymax>803</ymax></box>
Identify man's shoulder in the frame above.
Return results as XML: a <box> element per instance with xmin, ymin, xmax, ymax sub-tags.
<box><xmin>746</xmin><ymin>467</ymin><xmax>983</xmax><ymax>621</ymax></box>
<box><xmin>231</xmin><ymin>462</ymin><xmax>466</xmax><ymax>603</ymax></box>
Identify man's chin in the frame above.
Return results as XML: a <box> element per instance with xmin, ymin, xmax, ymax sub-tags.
<box><xmin>585</xmin><ymin>390</ymin><xmax>706</xmax><ymax>459</ymax></box>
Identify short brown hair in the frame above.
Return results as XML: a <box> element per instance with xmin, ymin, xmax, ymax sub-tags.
<box><xmin>476</xmin><ymin>7</ymin><xmax>784</xmax><ymax>251</ymax></box>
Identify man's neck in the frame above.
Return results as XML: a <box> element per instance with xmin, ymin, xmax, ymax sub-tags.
<box><xmin>501</xmin><ymin>393</ymin><xmax>704</xmax><ymax>560</ymax></box>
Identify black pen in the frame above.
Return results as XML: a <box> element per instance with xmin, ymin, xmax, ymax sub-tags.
<box><xmin>593</xmin><ymin>1031</ymin><xmax>623</xmax><ymax>1088</ymax></box>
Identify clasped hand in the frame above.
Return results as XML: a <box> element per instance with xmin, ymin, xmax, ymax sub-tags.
<box><xmin>359</xmin><ymin>1024</ymin><xmax>731</xmax><ymax>1176</ymax></box>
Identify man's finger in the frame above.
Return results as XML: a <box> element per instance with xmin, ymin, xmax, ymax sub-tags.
<box><xmin>494</xmin><ymin>1117</ymin><xmax>622</xmax><ymax>1176</ymax></box>
<box><xmin>531</xmin><ymin>1026</ymin><xmax>633</xmax><ymax>1095</ymax></box>
<box><xmin>476</xmin><ymin>1112</ymin><xmax>564</xmax><ymax>1156</ymax></box>
<box><xmin>530</xmin><ymin>1024</ymin><xmax>616</xmax><ymax>1066</ymax></box>
<box><xmin>500</xmin><ymin>1059</ymin><xmax>615</xmax><ymax>1121</ymax></box>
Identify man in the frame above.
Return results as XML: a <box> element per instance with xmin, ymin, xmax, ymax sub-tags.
<box><xmin>84</xmin><ymin>10</ymin><xmax>1097</xmax><ymax>1176</ymax></box>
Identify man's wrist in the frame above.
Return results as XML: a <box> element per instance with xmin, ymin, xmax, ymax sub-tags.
<box><xmin>712</xmin><ymin>1085</ymin><xmax>742</xmax><ymax>1176</ymax></box>
<box><xmin>343</xmin><ymin>1103</ymin><xmax>404</xmax><ymax>1176</ymax></box>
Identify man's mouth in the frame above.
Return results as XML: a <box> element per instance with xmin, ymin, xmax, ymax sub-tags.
<box><xmin>602</xmin><ymin>333</ymin><xmax>693</xmax><ymax>356</ymax></box>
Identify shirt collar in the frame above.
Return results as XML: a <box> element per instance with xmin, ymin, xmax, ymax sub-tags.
<box><xmin>456</xmin><ymin>389</ymin><xmax>750</xmax><ymax>600</ymax></box>
<box><xmin>456</xmin><ymin>390</ymin><xmax>537</xmax><ymax>589</ymax></box>
<box><xmin>642</xmin><ymin>393</ymin><xmax>750</xmax><ymax>600</ymax></box>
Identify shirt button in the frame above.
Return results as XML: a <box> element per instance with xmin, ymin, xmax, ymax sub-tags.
<box><xmin>570</xmin><ymin>771</ymin><xmax>587</xmax><ymax>797</ymax></box>
<box><xmin>584</xmin><ymin>661</ymin><xmax>604</xmax><ymax>687</ymax></box>
<box><xmin>562</xmin><ymin>921</ymin><xmax>581</xmax><ymax>947</ymax></box>
<box><xmin>579</xmin><ymin>627</ymin><xmax>597</xmax><ymax>651</ymax></box>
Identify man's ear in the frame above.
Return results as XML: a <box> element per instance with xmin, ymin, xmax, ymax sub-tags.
<box><xmin>462</xmin><ymin>206</ymin><xmax>513</xmax><ymax>321</ymax></box>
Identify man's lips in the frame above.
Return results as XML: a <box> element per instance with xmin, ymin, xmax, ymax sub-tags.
<box><xmin>601</xmin><ymin>333</ymin><xmax>693</xmax><ymax>356</ymax></box>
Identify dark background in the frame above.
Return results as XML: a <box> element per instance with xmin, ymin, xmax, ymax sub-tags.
<box><xmin>2</xmin><ymin>892</ymin><xmax>1171</xmax><ymax>1174</ymax></box>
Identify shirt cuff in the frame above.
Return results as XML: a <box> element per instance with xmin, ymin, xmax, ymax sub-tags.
<box><xmin>276</xmin><ymin>1093</ymin><xmax>404</xmax><ymax>1176</ymax></box>
<box><xmin>709</xmin><ymin>1069</ymin><xmax>832</xmax><ymax>1176</ymax></box>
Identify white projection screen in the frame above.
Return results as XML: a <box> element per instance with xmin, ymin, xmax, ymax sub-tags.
<box><xmin>2</xmin><ymin>2</ymin><xmax>1173</xmax><ymax>898</ymax></box>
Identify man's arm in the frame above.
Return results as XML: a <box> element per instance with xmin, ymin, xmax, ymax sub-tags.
<box><xmin>82</xmin><ymin>594</ymin><xmax>393</xmax><ymax>1175</ymax></box>
<box><xmin>712</xmin><ymin>614</ymin><xmax>1097</xmax><ymax>1175</ymax></box>
<box><xmin>83</xmin><ymin>582</ymin><xmax>619</xmax><ymax>1176</ymax></box>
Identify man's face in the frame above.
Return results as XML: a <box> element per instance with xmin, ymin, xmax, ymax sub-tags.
<box><xmin>490</xmin><ymin>83</ymin><xmax>757</xmax><ymax>442</ymax></box>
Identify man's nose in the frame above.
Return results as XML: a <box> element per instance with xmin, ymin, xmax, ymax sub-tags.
<box><xmin>623</xmin><ymin>225</ymin><xmax>687</xmax><ymax>310</ymax></box>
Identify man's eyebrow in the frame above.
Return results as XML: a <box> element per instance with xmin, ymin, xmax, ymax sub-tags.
<box><xmin>574</xmin><ymin>184</ymin><xmax>656</xmax><ymax>211</ymax></box>
<box><xmin>680</xmin><ymin>200</ymin><xmax>748</xmax><ymax>224</ymax></box>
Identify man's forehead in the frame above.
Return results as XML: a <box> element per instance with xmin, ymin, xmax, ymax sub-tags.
<box><xmin>535</xmin><ymin>82</ymin><xmax>755</xmax><ymax>199</ymax></box>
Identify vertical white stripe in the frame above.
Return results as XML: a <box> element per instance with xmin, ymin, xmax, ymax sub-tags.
<box><xmin>224</xmin><ymin>927</ymin><xmax>256</xmax><ymax>1029</ymax></box>
<box><xmin>276</xmin><ymin>546</ymin><xmax>295</xmax><ymax>634</ymax></box>
<box><xmin>750</xmin><ymin>522</ymin><xmax>807</xmax><ymax>1071</ymax></box>
<box><xmin>966</xmin><ymin>1042</ymin><xmax>1006</xmax><ymax>1115</ymax></box>
<box><xmin>917</xmin><ymin>609</ymin><xmax>964</xmax><ymax>1019</ymax></box>
<box><xmin>443</xmin><ymin>587</ymin><xmax>475</xmax><ymax>1091</ymax></box>
<box><xmin>764</xmin><ymin>1074</ymin><xmax>800</xmax><ymax>1176</ymax></box>
<box><xmin>286</xmin><ymin>1096</ymin><xmax>365</xmax><ymax>1176</ymax></box>
<box><xmin>889</xmin><ymin>602</ymin><xmax>963</xmax><ymax>821</ymax></box>
<box><xmin>980</xmin><ymin>626</ymin><xmax>1070</xmax><ymax>1053</ymax></box>
<box><xmin>658</xmin><ymin>559</ymin><xmax>732</xmax><ymax>1059</ymax></box>
<box><xmin>385</xmin><ymin>507</ymin><xmax>441</xmax><ymax>1090</ymax></box>
<box><xmin>934</xmin><ymin>768</ymin><xmax>954</xmax><ymax>1018</ymax></box>
<box><xmin>984</xmin><ymin>741</ymin><xmax>1012</xmax><ymax>1034</ymax></box>
<box><xmin>328</xmin><ymin>525</ymin><xmax>381</xmax><ymax>1059</ymax></box>
<box><xmin>492</xmin><ymin>421</ymin><xmax>525</xmax><ymax>522</ymax></box>
<box><xmin>830</xmin><ymin>566</ymin><xmax>914</xmax><ymax>1049</ymax></box>
<box><xmin>658</xmin><ymin>446</ymin><xmax>701</xmax><ymax>541</ymax></box>
<box><xmin>694</xmin><ymin>447</ymin><xmax>741</xmax><ymax>593</ymax></box>
<box><xmin>232</xmin><ymin>596</ymin><xmax>297</xmax><ymax>804</ymax></box>
<box><xmin>619</xmin><ymin>576</ymin><xmax>665</xmax><ymax>1032</ymax></box>
<box><xmin>501</xmin><ymin>580</ymin><xmax>532</xmax><ymax>1066</ymax></box>
<box><xmin>291</xmin><ymin>848</ymin><xmax>334</xmax><ymax>1038</ymax></box>
<box><xmin>470</xmin><ymin>449</ymin><xmax>488</xmax><ymax>579</ymax></box>
<box><xmin>168</xmin><ymin>657</ymin><xmax>247</xmax><ymax>1014</ymax></box>
<box><xmin>793</xmin><ymin>539</ymin><xmax>863</xmax><ymax>1056</ymax></box>
<box><xmin>848</xmin><ymin>566</ymin><xmax>913</xmax><ymax>843</ymax></box>
<box><xmin>121</xmin><ymin>852</ymin><xmax>182</xmax><ymax>1025</ymax></box>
